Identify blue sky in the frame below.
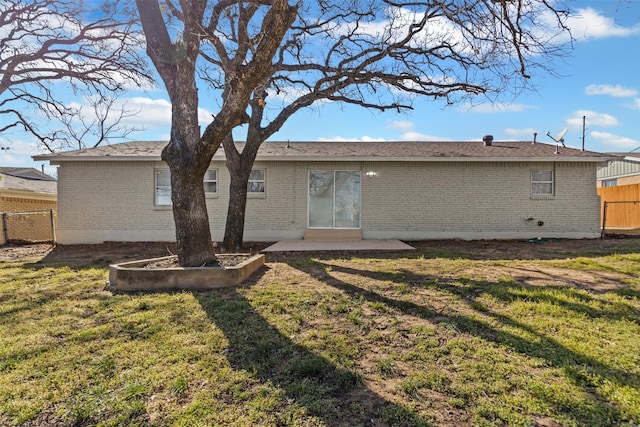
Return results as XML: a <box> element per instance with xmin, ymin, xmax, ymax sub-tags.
<box><xmin>1</xmin><ymin>0</ymin><xmax>639</xmax><ymax>176</ymax></box>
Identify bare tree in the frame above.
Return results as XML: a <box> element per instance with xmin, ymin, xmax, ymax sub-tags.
<box><xmin>0</xmin><ymin>0</ymin><xmax>151</xmax><ymax>151</ymax></box>
<box><xmin>60</xmin><ymin>95</ymin><xmax>145</xmax><ymax>151</ymax></box>
<box><xmin>212</xmin><ymin>0</ymin><xmax>573</xmax><ymax>251</ymax></box>
<box><xmin>136</xmin><ymin>0</ymin><xmax>296</xmax><ymax>266</ymax></box>
<box><xmin>135</xmin><ymin>0</ymin><xmax>572</xmax><ymax>262</ymax></box>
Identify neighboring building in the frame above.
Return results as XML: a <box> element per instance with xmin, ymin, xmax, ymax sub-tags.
<box><xmin>0</xmin><ymin>167</ymin><xmax>57</xmax><ymax>211</ymax></box>
<box><xmin>597</xmin><ymin>153</ymin><xmax>640</xmax><ymax>187</ymax></box>
<box><xmin>0</xmin><ymin>167</ymin><xmax>57</xmax><ymax>243</ymax></box>
<box><xmin>596</xmin><ymin>153</ymin><xmax>640</xmax><ymax>232</ymax></box>
<box><xmin>35</xmin><ymin>140</ymin><xmax>611</xmax><ymax>244</ymax></box>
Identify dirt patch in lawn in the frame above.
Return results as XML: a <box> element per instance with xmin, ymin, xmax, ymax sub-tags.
<box><xmin>141</xmin><ymin>254</ymin><xmax>254</xmax><ymax>269</ymax></box>
<box><xmin>2</xmin><ymin>236</ymin><xmax>639</xmax><ymax>294</ymax></box>
<box><xmin>0</xmin><ymin>241</ymin><xmax>270</xmax><ymax>267</ymax></box>
<box><xmin>1</xmin><ymin>236</ymin><xmax>639</xmax><ymax>265</ymax></box>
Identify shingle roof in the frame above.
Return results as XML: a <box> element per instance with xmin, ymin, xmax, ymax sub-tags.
<box><xmin>606</xmin><ymin>152</ymin><xmax>640</xmax><ymax>161</ymax></box>
<box><xmin>0</xmin><ymin>167</ymin><xmax>57</xmax><ymax>195</ymax></box>
<box><xmin>34</xmin><ymin>140</ymin><xmax>613</xmax><ymax>163</ymax></box>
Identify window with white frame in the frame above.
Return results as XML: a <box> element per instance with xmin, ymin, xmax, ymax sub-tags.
<box><xmin>204</xmin><ymin>169</ymin><xmax>217</xmax><ymax>194</ymax></box>
<box><xmin>601</xmin><ymin>178</ymin><xmax>617</xmax><ymax>187</ymax></box>
<box><xmin>531</xmin><ymin>170</ymin><xmax>554</xmax><ymax>195</ymax></box>
<box><xmin>155</xmin><ymin>169</ymin><xmax>218</xmax><ymax>206</ymax></box>
<box><xmin>155</xmin><ymin>169</ymin><xmax>171</xmax><ymax>206</ymax></box>
<box><xmin>248</xmin><ymin>169</ymin><xmax>265</xmax><ymax>193</ymax></box>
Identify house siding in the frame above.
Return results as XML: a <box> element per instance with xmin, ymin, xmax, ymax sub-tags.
<box><xmin>597</xmin><ymin>159</ymin><xmax>640</xmax><ymax>181</ymax></box>
<box><xmin>53</xmin><ymin>160</ymin><xmax>601</xmax><ymax>244</ymax></box>
<box><xmin>56</xmin><ymin>162</ymin><xmax>176</xmax><ymax>243</ymax></box>
<box><xmin>359</xmin><ymin>161</ymin><xmax>600</xmax><ymax>239</ymax></box>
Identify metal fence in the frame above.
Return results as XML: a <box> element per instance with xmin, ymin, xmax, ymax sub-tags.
<box><xmin>0</xmin><ymin>209</ymin><xmax>56</xmax><ymax>245</ymax></box>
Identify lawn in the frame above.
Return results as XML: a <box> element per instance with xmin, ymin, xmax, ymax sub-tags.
<box><xmin>0</xmin><ymin>239</ymin><xmax>639</xmax><ymax>426</ymax></box>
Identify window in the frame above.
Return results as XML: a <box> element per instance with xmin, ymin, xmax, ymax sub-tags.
<box><xmin>204</xmin><ymin>169</ymin><xmax>217</xmax><ymax>194</ymax></box>
<box><xmin>531</xmin><ymin>170</ymin><xmax>554</xmax><ymax>195</ymax></box>
<box><xmin>155</xmin><ymin>169</ymin><xmax>171</xmax><ymax>206</ymax></box>
<box><xmin>248</xmin><ymin>169</ymin><xmax>265</xmax><ymax>193</ymax></box>
<box><xmin>601</xmin><ymin>178</ymin><xmax>617</xmax><ymax>187</ymax></box>
<box><xmin>155</xmin><ymin>169</ymin><xmax>218</xmax><ymax>206</ymax></box>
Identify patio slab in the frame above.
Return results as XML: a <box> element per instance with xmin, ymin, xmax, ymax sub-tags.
<box><xmin>261</xmin><ymin>239</ymin><xmax>415</xmax><ymax>252</ymax></box>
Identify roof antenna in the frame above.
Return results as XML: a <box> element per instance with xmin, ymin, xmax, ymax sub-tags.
<box><xmin>581</xmin><ymin>115</ymin><xmax>586</xmax><ymax>151</ymax></box>
<box><xmin>546</xmin><ymin>128</ymin><xmax>567</xmax><ymax>147</ymax></box>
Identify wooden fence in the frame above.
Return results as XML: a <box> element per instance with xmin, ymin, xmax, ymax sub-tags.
<box><xmin>598</xmin><ymin>183</ymin><xmax>640</xmax><ymax>234</ymax></box>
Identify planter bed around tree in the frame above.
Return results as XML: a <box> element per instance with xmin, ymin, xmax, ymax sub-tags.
<box><xmin>107</xmin><ymin>253</ymin><xmax>265</xmax><ymax>292</ymax></box>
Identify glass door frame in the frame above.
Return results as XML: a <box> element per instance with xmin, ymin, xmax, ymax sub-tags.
<box><xmin>307</xmin><ymin>170</ymin><xmax>361</xmax><ymax>229</ymax></box>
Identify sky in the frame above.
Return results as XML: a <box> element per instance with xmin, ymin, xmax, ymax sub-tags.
<box><xmin>1</xmin><ymin>0</ymin><xmax>639</xmax><ymax>177</ymax></box>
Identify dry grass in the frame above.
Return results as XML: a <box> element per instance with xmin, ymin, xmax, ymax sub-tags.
<box><xmin>0</xmin><ymin>238</ymin><xmax>639</xmax><ymax>426</ymax></box>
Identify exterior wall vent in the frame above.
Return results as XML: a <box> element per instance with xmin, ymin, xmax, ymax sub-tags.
<box><xmin>482</xmin><ymin>135</ymin><xmax>494</xmax><ymax>146</ymax></box>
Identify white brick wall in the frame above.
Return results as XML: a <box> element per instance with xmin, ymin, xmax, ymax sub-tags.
<box><xmin>359</xmin><ymin>161</ymin><xmax>600</xmax><ymax>239</ymax></box>
<box><xmin>54</xmin><ymin>160</ymin><xmax>601</xmax><ymax>243</ymax></box>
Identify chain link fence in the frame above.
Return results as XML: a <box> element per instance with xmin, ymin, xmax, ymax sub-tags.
<box><xmin>0</xmin><ymin>209</ymin><xmax>56</xmax><ymax>245</ymax></box>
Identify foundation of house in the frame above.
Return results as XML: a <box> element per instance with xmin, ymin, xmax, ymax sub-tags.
<box><xmin>107</xmin><ymin>254</ymin><xmax>265</xmax><ymax>292</ymax></box>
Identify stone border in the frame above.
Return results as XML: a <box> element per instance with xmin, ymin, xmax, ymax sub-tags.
<box><xmin>107</xmin><ymin>254</ymin><xmax>265</xmax><ymax>292</ymax></box>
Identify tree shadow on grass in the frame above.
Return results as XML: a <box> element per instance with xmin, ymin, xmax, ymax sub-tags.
<box><xmin>288</xmin><ymin>259</ymin><xmax>639</xmax><ymax>426</ymax></box>
<box><xmin>20</xmin><ymin>242</ymin><xmax>178</xmax><ymax>270</ymax></box>
<box><xmin>194</xmin><ymin>269</ymin><xmax>431</xmax><ymax>427</ymax></box>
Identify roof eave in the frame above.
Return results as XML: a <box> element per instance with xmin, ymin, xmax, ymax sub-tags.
<box><xmin>33</xmin><ymin>155</ymin><xmax>164</xmax><ymax>164</ymax></box>
<box><xmin>34</xmin><ymin>154</ymin><xmax>613</xmax><ymax>163</ymax></box>
<box><xmin>252</xmin><ymin>155</ymin><xmax>613</xmax><ymax>162</ymax></box>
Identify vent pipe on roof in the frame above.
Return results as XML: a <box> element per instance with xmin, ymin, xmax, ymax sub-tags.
<box><xmin>533</xmin><ymin>132</ymin><xmax>537</xmax><ymax>144</ymax></box>
<box><xmin>482</xmin><ymin>135</ymin><xmax>493</xmax><ymax>146</ymax></box>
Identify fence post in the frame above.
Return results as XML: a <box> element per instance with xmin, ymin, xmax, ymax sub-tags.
<box><xmin>601</xmin><ymin>201</ymin><xmax>608</xmax><ymax>239</ymax></box>
<box><xmin>49</xmin><ymin>209</ymin><xmax>56</xmax><ymax>244</ymax></box>
<box><xmin>1</xmin><ymin>213</ymin><xmax>7</xmax><ymax>244</ymax></box>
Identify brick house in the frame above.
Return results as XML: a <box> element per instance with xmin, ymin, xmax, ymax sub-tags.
<box><xmin>35</xmin><ymin>140</ymin><xmax>611</xmax><ymax>244</ymax></box>
<box><xmin>0</xmin><ymin>167</ymin><xmax>57</xmax><ymax>244</ymax></box>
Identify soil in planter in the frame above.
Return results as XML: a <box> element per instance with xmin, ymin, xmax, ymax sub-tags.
<box><xmin>142</xmin><ymin>254</ymin><xmax>253</xmax><ymax>269</ymax></box>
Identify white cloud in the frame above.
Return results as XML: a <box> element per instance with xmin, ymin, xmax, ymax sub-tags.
<box><xmin>568</xmin><ymin>7</ymin><xmax>640</xmax><ymax>40</ymax></box>
<box><xmin>387</xmin><ymin>120</ymin><xmax>414</xmax><ymax>130</ymax></box>
<box><xmin>504</xmin><ymin>128</ymin><xmax>539</xmax><ymax>138</ymax></box>
<box><xmin>0</xmin><ymin>136</ymin><xmax>58</xmax><ymax>175</ymax></box>
<box><xmin>627</xmin><ymin>99</ymin><xmax>640</xmax><ymax>110</ymax></box>
<box><xmin>66</xmin><ymin>96</ymin><xmax>216</xmax><ymax>134</ymax></box>
<box><xmin>464</xmin><ymin>102</ymin><xmax>536</xmax><ymax>113</ymax></box>
<box><xmin>266</xmin><ymin>87</ymin><xmax>312</xmax><ymax>104</ymax></box>
<box><xmin>590</xmin><ymin>131</ymin><xmax>639</xmax><ymax>149</ymax></box>
<box><xmin>567</xmin><ymin>110</ymin><xmax>619</xmax><ymax>128</ymax></box>
<box><xmin>585</xmin><ymin>84</ymin><xmax>638</xmax><ymax>98</ymax></box>
<box><xmin>400</xmin><ymin>132</ymin><xmax>450</xmax><ymax>141</ymax></box>
<box><xmin>96</xmin><ymin>97</ymin><xmax>169</xmax><ymax>135</ymax></box>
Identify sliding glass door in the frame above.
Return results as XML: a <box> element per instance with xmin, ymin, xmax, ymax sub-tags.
<box><xmin>308</xmin><ymin>170</ymin><xmax>360</xmax><ymax>228</ymax></box>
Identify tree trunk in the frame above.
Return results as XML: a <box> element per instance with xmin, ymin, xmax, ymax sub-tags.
<box><xmin>221</xmin><ymin>135</ymin><xmax>261</xmax><ymax>253</ymax></box>
<box><xmin>168</xmin><ymin>159</ymin><xmax>217</xmax><ymax>266</ymax></box>
<box><xmin>162</xmin><ymin>101</ymin><xmax>218</xmax><ymax>267</ymax></box>
<box><xmin>222</xmin><ymin>164</ymin><xmax>251</xmax><ymax>253</ymax></box>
